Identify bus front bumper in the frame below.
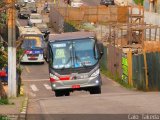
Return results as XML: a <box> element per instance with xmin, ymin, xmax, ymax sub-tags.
<box><xmin>51</xmin><ymin>75</ymin><xmax>102</xmax><ymax>91</ymax></box>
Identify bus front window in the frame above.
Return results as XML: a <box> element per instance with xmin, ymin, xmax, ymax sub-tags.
<box><xmin>74</xmin><ymin>39</ymin><xmax>98</xmax><ymax>68</ymax></box>
<box><xmin>21</xmin><ymin>36</ymin><xmax>43</xmax><ymax>49</ymax></box>
<box><xmin>51</xmin><ymin>41</ymin><xmax>72</xmax><ymax>69</ymax></box>
<box><xmin>51</xmin><ymin>38</ymin><xmax>98</xmax><ymax>69</ymax></box>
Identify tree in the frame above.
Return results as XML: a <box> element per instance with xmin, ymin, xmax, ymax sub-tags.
<box><xmin>0</xmin><ymin>0</ymin><xmax>23</xmax><ymax>96</ymax></box>
<box><xmin>134</xmin><ymin>0</ymin><xmax>144</xmax><ymax>5</ymax></box>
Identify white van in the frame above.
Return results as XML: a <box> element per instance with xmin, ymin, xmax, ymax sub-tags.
<box><xmin>28</xmin><ymin>13</ymin><xmax>43</xmax><ymax>26</ymax></box>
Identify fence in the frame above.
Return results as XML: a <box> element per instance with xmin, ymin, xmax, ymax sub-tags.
<box><xmin>146</xmin><ymin>52</ymin><xmax>160</xmax><ymax>90</ymax></box>
<box><xmin>100</xmin><ymin>46</ymin><xmax>107</xmax><ymax>70</ymax></box>
<box><xmin>49</xmin><ymin>4</ymin><xmax>128</xmax><ymax>32</ymax></box>
<box><xmin>60</xmin><ymin>5</ymin><xmax>128</xmax><ymax>23</ymax></box>
<box><xmin>100</xmin><ymin>44</ymin><xmax>160</xmax><ymax>91</ymax></box>
<box><xmin>132</xmin><ymin>52</ymin><xmax>160</xmax><ymax>91</ymax></box>
<box><xmin>107</xmin><ymin>44</ymin><xmax>123</xmax><ymax>77</ymax></box>
<box><xmin>100</xmin><ymin>45</ymin><xmax>122</xmax><ymax>79</ymax></box>
<box><xmin>132</xmin><ymin>54</ymin><xmax>146</xmax><ymax>90</ymax></box>
<box><xmin>49</xmin><ymin>4</ymin><xmax>65</xmax><ymax>33</ymax></box>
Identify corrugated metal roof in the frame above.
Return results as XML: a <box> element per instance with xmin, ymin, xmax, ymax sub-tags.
<box><xmin>49</xmin><ymin>32</ymin><xmax>95</xmax><ymax>42</ymax></box>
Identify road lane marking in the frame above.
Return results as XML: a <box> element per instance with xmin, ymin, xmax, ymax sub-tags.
<box><xmin>29</xmin><ymin>92</ymin><xmax>36</xmax><ymax>97</ymax></box>
<box><xmin>43</xmin><ymin>84</ymin><xmax>52</xmax><ymax>90</ymax></box>
<box><xmin>23</xmin><ymin>79</ymin><xmax>49</xmax><ymax>82</ymax></box>
<box><xmin>30</xmin><ymin>84</ymin><xmax>39</xmax><ymax>92</ymax></box>
<box><xmin>25</xmin><ymin>66</ymin><xmax>30</xmax><ymax>73</ymax></box>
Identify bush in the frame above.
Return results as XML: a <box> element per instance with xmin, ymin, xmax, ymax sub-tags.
<box><xmin>134</xmin><ymin>0</ymin><xmax>144</xmax><ymax>5</ymax></box>
<box><xmin>0</xmin><ymin>99</ymin><xmax>9</xmax><ymax>105</ymax></box>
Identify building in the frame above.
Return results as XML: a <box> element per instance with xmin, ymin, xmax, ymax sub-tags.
<box><xmin>143</xmin><ymin>0</ymin><xmax>160</xmax><ymax>13</ymax></box>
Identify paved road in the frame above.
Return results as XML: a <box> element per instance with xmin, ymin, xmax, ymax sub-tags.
<box><xmin>22</xmin><ymin>62</ymin><xmax>160</xmax><ymax>120</ymax></box>
<box><xmin>18</xmin><ymin>0</ymin><xmax>160</xmax><ymax>120</ymax></box>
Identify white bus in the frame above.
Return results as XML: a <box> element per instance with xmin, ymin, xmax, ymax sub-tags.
<box><xmin>19</xmin><ymin>26</ymin><xmax>45</xmax><ymax>63</ymax></box>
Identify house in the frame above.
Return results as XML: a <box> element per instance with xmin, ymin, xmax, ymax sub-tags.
<box><xmin>143</xmin><ymin>0</ymin><xmax>160</xmax><ymax>13</ymax></box>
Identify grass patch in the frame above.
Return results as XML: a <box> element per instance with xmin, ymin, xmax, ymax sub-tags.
<box><xmin>101</xmin><ymin>67</ymin><xmax>133</xmax><ymax>89</ymax></box>
<box><xmin>0</xmin><ymin>98</ymin><xmax>15</xmax><ymax>105</ymax></box>
<box><xmin>0</xmin><ymin>115</ymin><xmax>10</xmax><ymax>120</ymax></box>
<box><xmin>0</xmin><ymin>99</ymin><xmax>9</xmax><ymax>105</ymax></box>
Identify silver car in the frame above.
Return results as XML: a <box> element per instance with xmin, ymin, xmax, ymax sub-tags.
<box><xmin>28</xmin><ymin>13</ymin><xmax>43</xmax><ymax>26</ymax></box>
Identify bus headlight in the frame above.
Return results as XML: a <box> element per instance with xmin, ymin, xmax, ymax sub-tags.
<box><xmin>52</xmin><ymin>84</ymin><xmax>56</xmax><ymax>87</ymax></box>
<box><xmin>91</xmin><ymin>69</ymin><xmax>100</xmax><ymax>77</ymax></box>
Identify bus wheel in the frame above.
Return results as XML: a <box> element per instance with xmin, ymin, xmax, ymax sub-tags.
<box><xmin>65</xmin><ymin>91</ymin><xmax>70</xmax><ymax>96</ymax></box>
<box><xmin>55</xmin><ymin>90</ymin><xmax>64</xmax><ymax>97</ymax></box>
<box><xmin>89</xmin><ymin>87</ymin><xmax>101</xmax><ymax>94</ymax></box>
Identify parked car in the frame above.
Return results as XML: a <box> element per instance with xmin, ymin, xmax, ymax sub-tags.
<box><xmin>35</xmin><ymin>23</ymin><xmax>50</xmax><ymax>37</ymax></box>
<box><xmin>15</xmin><ymin>0</ymin><xmax>26</xmax><ymax>10</ymax></box>
<box><xmin>23</xmin><ymin>0</ymin><xmax>35</xmax><ymax>3</ymax></box>
<box><xmin>28</xmin><ymin>13</ymin><xmax>43</xmax><ymax>26</ymax></box>
<box><xmin>25</xmin><ymin>2</ymin><xmax>37</xmax><ymax>13</ymax></box>
<box><xmin>18</xmin><ymin>7</ymin><xmax>30</xmax><ymax>19</ymax></box>
<box><xmin>100</xmin><ymin>0</ymin><xmax>115</xmax><ymax>6</ymax></box>
<box><xmin>71</xmin><ymin>0</ymin><xmax>83</xmax><ymax>7</ymax></box>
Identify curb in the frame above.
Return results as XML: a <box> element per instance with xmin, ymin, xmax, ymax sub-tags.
<box><xmin>19</xmin><ymin>97</ymin><xmax>29</xmax><ymax>120</ymax></box>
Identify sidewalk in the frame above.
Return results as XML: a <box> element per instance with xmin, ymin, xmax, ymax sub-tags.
<box><xmin>0</xmin><ymin>0</ymin><xmax>67</xmax><ymax>119</ymax></box>
<box><xmin>0</xmin><ymin>85</ymin><xmax>28</xmax><ymax>120</ymax></box>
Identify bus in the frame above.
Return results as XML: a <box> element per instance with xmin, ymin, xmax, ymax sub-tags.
<box><xmin>19</xmin><ymin>26</ymin><xmax>45</xmax><ymax>63</ymax></box>
<box><xmin>46</xmin><ymin>32</ymin><xmax>104</xmax><ymax>97</ymax></box>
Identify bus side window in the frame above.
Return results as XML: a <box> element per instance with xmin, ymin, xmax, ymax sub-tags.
<box><xmin>49</xmin><ymin>46</ymin><xmax>53</xmax><ymax>66</ymax></box>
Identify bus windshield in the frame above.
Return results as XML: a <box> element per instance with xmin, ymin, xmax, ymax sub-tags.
<box><xmin>21</xmin><ymin>36</ymin><xmax>43</xmax><ymax>49</ymax></box>
<box><xmin>50</xmin><ymin>38</ymin><xmax>98</xmax><ymax>69</ymax></box>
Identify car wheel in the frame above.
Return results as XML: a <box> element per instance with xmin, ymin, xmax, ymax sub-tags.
<box><xmin>89</xmin><ymin>86</ymin><xmax>101</xmax><ymax>94</ymax></box>
<box><xmin>64</xmin><ymin>91</ymin><xmax>70</xmax><ymax>96</ymax></box>
<box><xmin>55</xmin><ymin>90</ymin><xmax>64</xmax><ymax>97</ymax></box>
<box><xmin>18</xmin><ymin>15</ymin><xmax>21</xmax><ymax>19</ymax></box>
<box><xmin>40</xmin><ymin>62</ymin><xmax>44</xmax><ymax>65</ymax></box>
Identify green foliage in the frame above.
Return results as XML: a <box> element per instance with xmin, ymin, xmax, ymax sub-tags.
<box><xmin>0</xmin><ymin>1</ymin><xmax>7</xmax><ymax>27</ymax></box>
<box><xmin>0</xmin><ymin>13</ymin><xmax>7</xmax><ymax>27</ymax></box>
<box><xmin>0</xmin><ymin>115</ymin><xmax>10</xmax><ymax>120</ymax></box>
<box><xmin>100</xmin><ymin>67</ymin><xmax>133</xmax><ymax>89</ymax></box>
<box><xmin>134</xmin><ymin>0</ymin><xmax>144</xmax><ymax>5</ymax></box>
<box><xmin>0</xmin><ymin>99</ymin><xmax>9</xmax><ymax>105</ymax></box>
<box><xmin>0</xmin><ymin>43</ymin><xmax>7</xmax><ymax>68</ymax></box>
<box><xmin>64</xmin><ymin>21</ymin><xmax>79</xmax><ymax>32</ymax></box>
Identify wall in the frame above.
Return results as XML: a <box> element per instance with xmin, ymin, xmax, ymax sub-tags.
<box><xmin>49</xmin><ymin>5</ymin><xmax>65</xmax><ymax>33</ymax></box>
<box><xmin>107</xmin><ymin>44</ymin><xmax>123</xmax><ymax>77</ymax></box>
<box><xmin>50</xmin><ymin>5</ymin><xmax>129</xmax><ymax>24</ymax></box>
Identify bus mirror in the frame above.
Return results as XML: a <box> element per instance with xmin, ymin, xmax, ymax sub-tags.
<box><xmin>46</xmin><ymin>31</ymin><xmax>50</xmax><ymax>34</ymax></box>
<box><xmin>98</xmin><ymin>42</ymin><xmax>104</xmax><ymax>58</ymax></box>
<box><xmin>44</xmin><ymin>55</ymin><xmax>49</xmax><ymax>63</ymax></box>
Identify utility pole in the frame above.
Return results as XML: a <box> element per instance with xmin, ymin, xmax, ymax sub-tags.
<box><xmin>7</xmin><ymin>0</ymin><xmax>17</xmax><ymax>97</ymax></box>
